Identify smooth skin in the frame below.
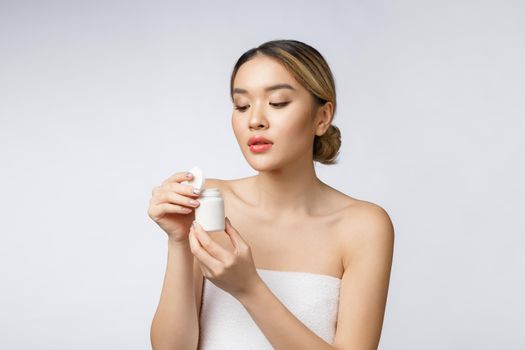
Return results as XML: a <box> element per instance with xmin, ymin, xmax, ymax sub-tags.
<box><xmin>149</xmin><ymin>54</ymin><xmax>394</xmax><ymax>350</ymax></box>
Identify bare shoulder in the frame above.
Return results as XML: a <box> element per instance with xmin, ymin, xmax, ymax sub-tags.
<box><xmin>203</xmin><ymin>177</ymin><xmax>230</xmax><ymax>192</ymax></box>
<box><xmin>203</xmin><ymin>176</ymin><xmax>250</xmax><ymax>200</ymax></box>
<box><xmin>336</xmin><ymin>198</ymin><xmax>395</xmax><ymax>269</ymax></box>
<box><xmin>340</xmin><ymin>199</ymin><xmax>394</xmax><ymax>238</ymax></box>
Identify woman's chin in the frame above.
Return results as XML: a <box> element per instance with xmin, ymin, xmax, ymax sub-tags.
<box><xmin>246</xmin><ymin>156</ymin><xmax>281</xmax><ymax>172</ymax></box>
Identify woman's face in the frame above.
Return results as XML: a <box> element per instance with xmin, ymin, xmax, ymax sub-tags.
<box><xmin>231</xmin><ymin>55</ymin><xmax>328</xmax><ymax>171</ymax></box>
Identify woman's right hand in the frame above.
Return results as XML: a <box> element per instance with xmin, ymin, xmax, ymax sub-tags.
<box><xmin>147</xmin><ymin>171</ymin><xmax>201</xmax><ymax>242</ymax></box>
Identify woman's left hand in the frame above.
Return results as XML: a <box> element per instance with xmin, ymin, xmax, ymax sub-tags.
<box><xmin>189</xmin><ymin>217</ymin><xmax>262</xmax><ymax>299</ymax></box>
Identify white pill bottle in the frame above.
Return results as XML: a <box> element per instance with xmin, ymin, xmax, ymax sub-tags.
<box><xmin>196</xmin><ymin>188</ymin><xmax>225</xmax><ymax>232</ymax></box>
<box><xmin>186</xmin><ymin>166</ymin><xmax>225</xmax><ymax>232</ymax></box>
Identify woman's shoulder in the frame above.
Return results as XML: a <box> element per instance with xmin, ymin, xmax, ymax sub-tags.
<box><xmin>202</xmin><ymin>176</ymin><xmax>252</xmax><ymax>200</ymax></box>
<box><xmin>333</xmin><ymin>193</ymin><xmax>394</xmax><ymax>269</ymax></box>
<box><xmin>202</xmin><ymin>176</ymin><xmax>246</xmax><ymax>188</ymax></box>
<box><xmin>204</xmin><ymin>176</ymin><xmax>392</xmax><ymax>230</ymax></box>
<box><xmin>339</xmin><ymin>195</ymin><xmax>392</xmax><ymax>226</ymax></box>
<box><xmin>202</xmin><ymin>177</ymin><xmax>227</xmax><ymax>189</ymax></box>
<box><xmin>318</xmin><ymin>181</ymin><xmax>391</xmax><ymax>222</ymax></box>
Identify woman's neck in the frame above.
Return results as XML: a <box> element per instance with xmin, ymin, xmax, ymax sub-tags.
<box><xmin>252</xmin><ymin>165</ymin><xmax>325</xmax><ymax>217</ymax></box>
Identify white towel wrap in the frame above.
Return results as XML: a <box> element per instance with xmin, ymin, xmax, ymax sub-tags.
<box><xmin>198</xmin><ymin>268</ymin><xmax>341</xmax><ymax>349</ymax></box>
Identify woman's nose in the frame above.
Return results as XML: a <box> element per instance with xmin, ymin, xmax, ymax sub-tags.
<box><xmin>248</xmin><ymin>102</ymin><xmax>268</xmax><ymax>129</ymax></box>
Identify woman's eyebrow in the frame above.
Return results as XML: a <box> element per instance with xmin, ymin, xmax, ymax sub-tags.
<box><xmin>233</xmin><ymin>83</ymin><xmax>296</xmax><ymax>95</ymax></box>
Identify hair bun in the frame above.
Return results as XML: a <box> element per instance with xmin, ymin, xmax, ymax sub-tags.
<box><xmin>313</xmin><ymin>124</ymin><xmax>341</xmax><ymax>165</ymax></box>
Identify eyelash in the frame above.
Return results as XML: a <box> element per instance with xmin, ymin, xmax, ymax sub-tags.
<box><xmin>234</xmin><ymin>102</ymin><xmax>290</xmax><ymax>112</ymax></box>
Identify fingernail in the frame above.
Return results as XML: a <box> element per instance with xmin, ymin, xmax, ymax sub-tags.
<box><xmin>192</xmin><ymin>187</ymin><xmax>201</xmax><ymax>195</ymax></box>
<box><xmin>186</xmin><ymin>172</ymin><xmax>193</xmax><ymax>178</ymax></box>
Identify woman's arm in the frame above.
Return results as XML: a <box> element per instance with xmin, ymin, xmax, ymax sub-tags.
<box><xmin>235</xmin><ymin>204</ymin><xmax>394</xmax><ymax>350</ymax></box>
<box><xmin>150</xmin><ymin>239</ymin><xmax>200</xmax><ymax>350</ymax></box>
<box><xmin>237</xmin><ymin>280</ymin><xmax>337</xmax><ymax>350</ymax></box>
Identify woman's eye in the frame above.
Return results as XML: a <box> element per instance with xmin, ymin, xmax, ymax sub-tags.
<box><xmin>270</xmin><ymin>102</ymin><xmax>290</xmax><ymax>108</ymax></box>
<box><xmin>234</xmin><ymin>105</ymin><xmax>249</xmax><ymax>112</ymax></box>
<box><xmin>234</xmin><ymin>101</ymin><xmax>290</xmax><ymax>113</ymax></box>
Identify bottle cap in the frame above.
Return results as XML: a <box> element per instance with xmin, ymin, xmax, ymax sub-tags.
<box><xmin>184</xmin><ymin>166</ymin><xmax>205</xmax><ymax>190</ymax></box>
<box><xmin>200</xmin><ymin>187</ymin><xmax>221</xmax><ymax>197</ymax></box>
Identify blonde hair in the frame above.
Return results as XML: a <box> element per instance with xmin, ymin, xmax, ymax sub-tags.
<box><xmin>230</xmin><ymin>39</ymin><xmax>341</xmax><ymax>165</ymax></box>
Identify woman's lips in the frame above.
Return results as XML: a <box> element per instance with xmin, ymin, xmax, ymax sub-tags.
<box><xmin>249</xmin><ymin>143</ymin><xmax>273</xmax><ymax>152</ymax></box>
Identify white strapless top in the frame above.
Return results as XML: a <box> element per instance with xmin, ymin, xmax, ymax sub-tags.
<box><xmin>198</xmin><ymin>268</ymin><xmax>341</xmax><ymax>349</ymax></box>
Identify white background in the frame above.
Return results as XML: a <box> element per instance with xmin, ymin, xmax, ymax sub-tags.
<box><xmin>1</xmin><ymin>0</ymin><xmax>524</xmax><ymax>349</ymax></box>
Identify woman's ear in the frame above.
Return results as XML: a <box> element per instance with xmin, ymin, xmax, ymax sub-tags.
<box><xmin>315</xmin><ymin>101</ymin><xmax>334</xmax><ymax>136</ymax></box>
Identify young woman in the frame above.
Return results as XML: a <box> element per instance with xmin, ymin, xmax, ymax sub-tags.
<box><xmin>148</xmin><ymin>39</ymin><xmax>395</xmax><ymax>350</ymax></box>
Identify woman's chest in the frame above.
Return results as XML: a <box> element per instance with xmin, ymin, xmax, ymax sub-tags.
<box><xmin>208</xmin><ymin>201</ymin><xmax>345</xmax><ymax>279</ymax></box>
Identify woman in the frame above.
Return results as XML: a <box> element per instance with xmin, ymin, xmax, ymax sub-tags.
<box><xmin>148</xmin><ymin>39</ymin><xmax>395</xmax><ymax>350</ymax></box>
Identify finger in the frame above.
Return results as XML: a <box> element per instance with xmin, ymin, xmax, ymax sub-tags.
<box><xmin>194</xmin><ymin>221</ymin><xmax>233</xmax><ymax>262</ymax></box>
<box><xmin>224</xmin><ymin>217</ymin><xmax>241</xmax><ymax>251</ymax></box>
<box><xmin>193</xmin><ymin>221</ymin><xmax>232</xmax><ymax>266</ymax></box>
<box><xmin>188</xmin><ymin>228</ymin><xmax>214</xmax><ymax>276</ymax></box>
<box><xmin>189</xmin><ymin>224</ymin><xmax>222</xmax><ymax>271</ymax></box>
<box><xmin>162</xmin><ymin>182</ymin><xmax>202</xmax><ymax>197</ymax></box>
<box><xmin>152</xmin><ymin>190</ymin><xmax>201</xmax><ymax>209</ymax></box>
<box><xmin>161</xmin><ymin>170</ymin><xmax>194</xmax><ymax>186</ymax></box>
<box><xmin>148</xmin><ymin>203</ymin><xmax>192</xmax><ymax>219</ymax></box>
<box><xmin>151</xmin><ymin>182</ymin><xmax>201</xmax><ymax>201</ymax></box>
